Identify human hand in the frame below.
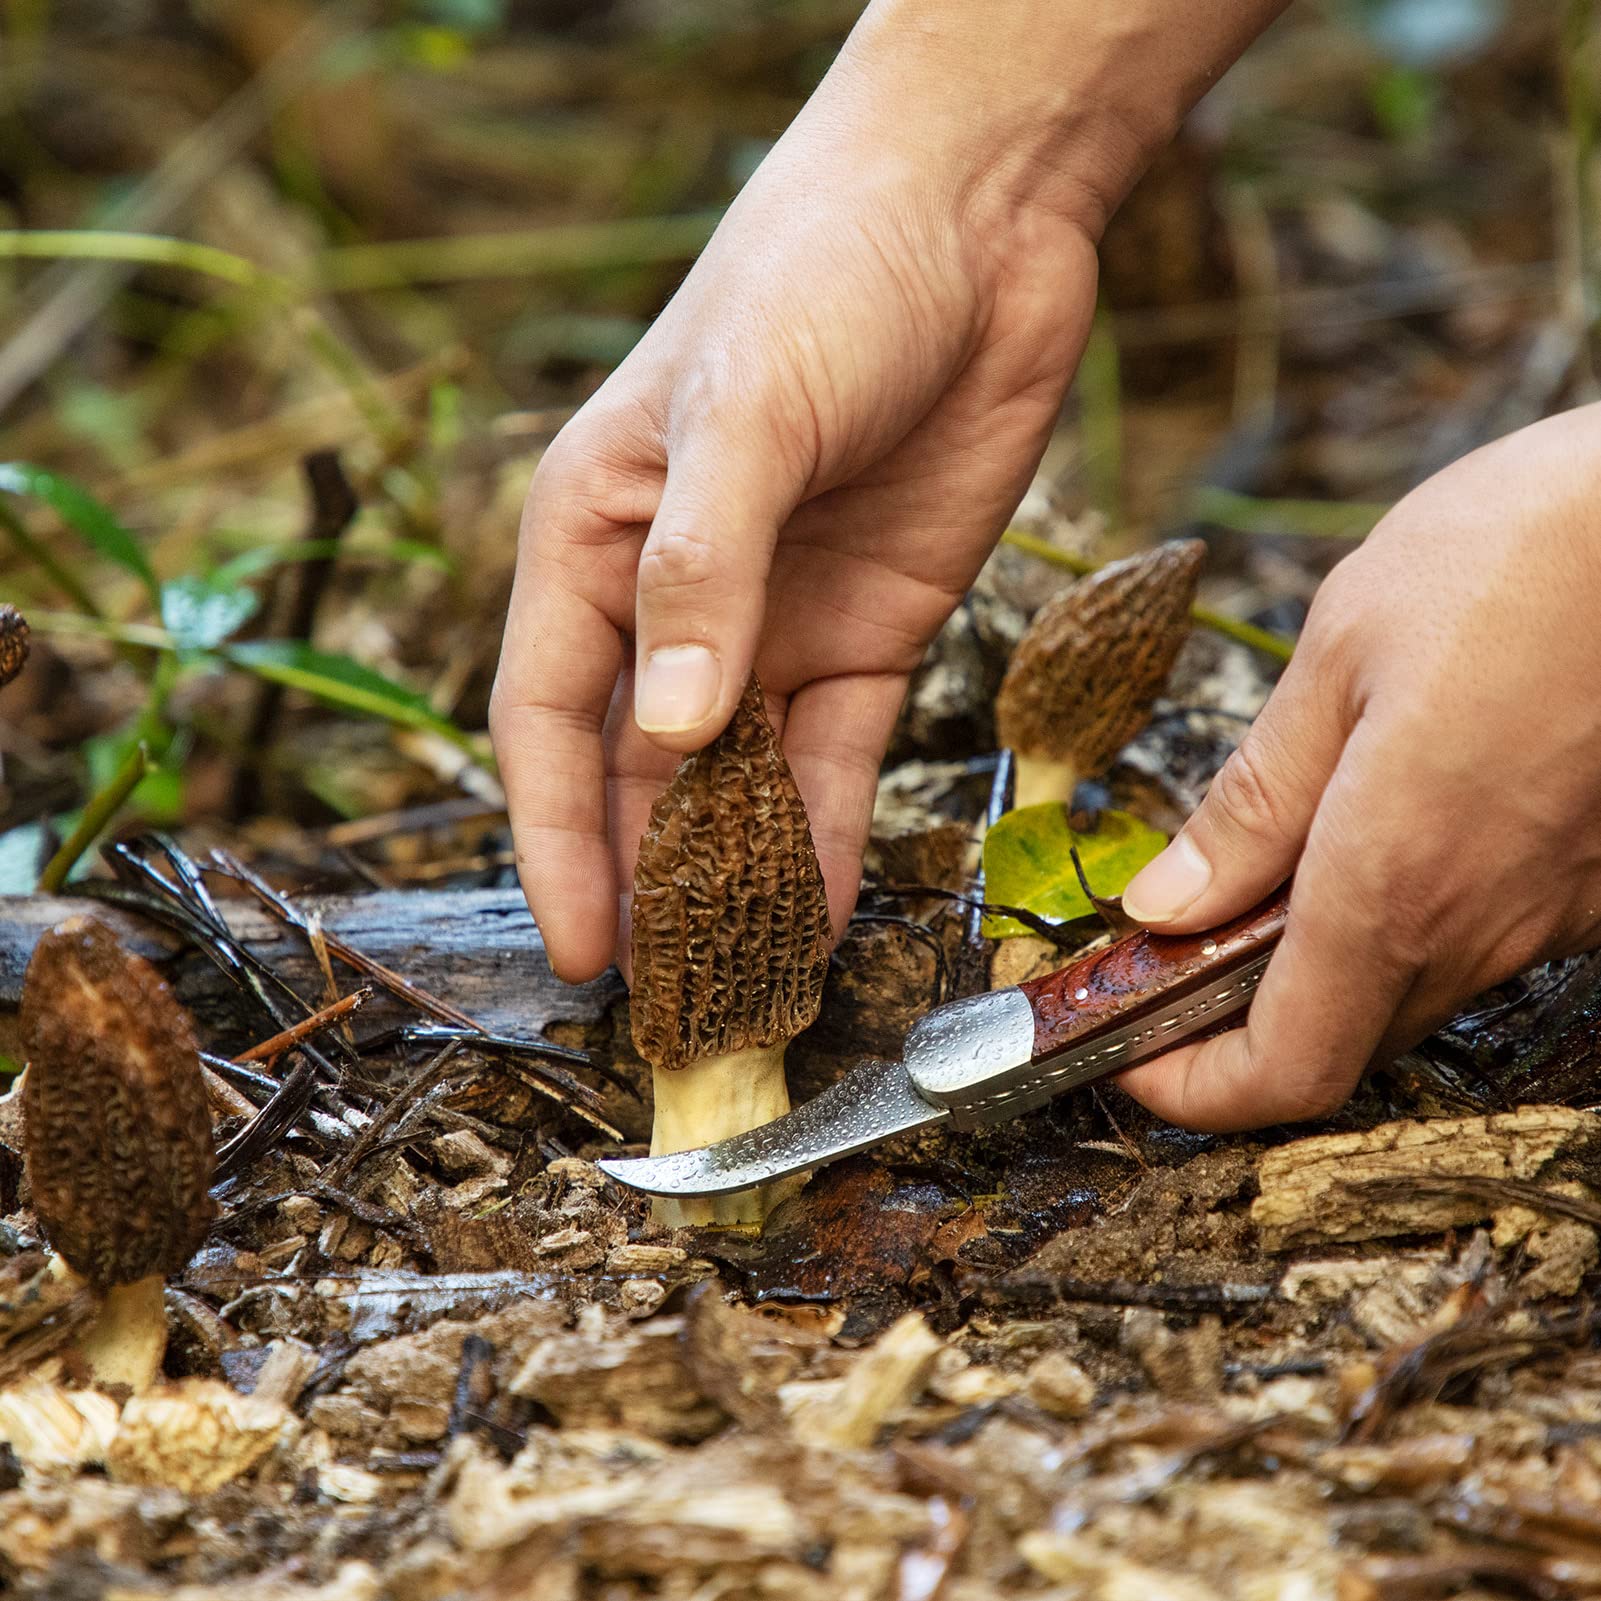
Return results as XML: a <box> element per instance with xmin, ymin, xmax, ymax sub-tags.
<box><xmin>1117</xmin><ymin>405</ymin><xmax>1601</xmax><ymax>1130</ymax></box>
<box><xmin>491</xmin><ymin>0</ymin><xmax>1287</xmax><ymax>982</ymax></box>
<box><xmin>491</xmin><ymin>12</ymin><xmax>1104</xmax><ymax>981</ymax></box>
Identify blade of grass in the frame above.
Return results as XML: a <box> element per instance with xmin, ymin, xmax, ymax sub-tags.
<box><xmin>210</xmin><ymin>536</ymin><xmax>454</xmax><ymax>588</ymax></box>
<box><xmin>0</xmin><ymin>461</ymin><xmax>161</xmax><ymax>606</ymax></box>
<box><xmin>25</xmin><ymin>608</ymin><xmax>174</xmax><ymax>650</ymax></box>
<box><xmin>225</xmin><ymin>640</ymin><xmax>489</xmax><ymax>766</ymax></box>
<box><xmin>0</xmin><ymin>501</ymin><xmax>102</xmax><ymax>617</ymax></box>
<box><xmin>0</xmin><ymin>233</ymin><xmax>408</xmax><ymax>482</ymax></box>
<box><xmin>0</xmin><ymin>229</ymin><xmax>287</xmax><ymax>293</ymax></box>
<box><xmin>1001</xmin><ymin>528</ymin><xmax>1296</xmax><ymax>665</ymax></box>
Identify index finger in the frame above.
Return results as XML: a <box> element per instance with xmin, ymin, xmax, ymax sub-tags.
<box><xmin>1115</xmin><ymin>751</ymin><xmax>1423</xmax><ymax>1131</ymax></box>
<box><xmin>490</xmin><ymin>463</ymin><xmax>649</xmax><ymax>983</ymax></box>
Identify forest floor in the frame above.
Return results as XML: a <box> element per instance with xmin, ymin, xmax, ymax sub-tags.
<box><xmin>3</xmin><ymin>3</ymin><xmax>1601</xmax><ymax>1596</ymax></box>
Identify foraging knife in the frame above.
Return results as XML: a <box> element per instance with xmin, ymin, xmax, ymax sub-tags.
<box><xmin>598</xmin><ymin>882</ymin><xmax>1290</xmax><ymax>1199</ymax></box>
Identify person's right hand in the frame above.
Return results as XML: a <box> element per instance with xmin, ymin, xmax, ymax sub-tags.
<box><xmin>492</xmin><ymin>0</ymin><xmax>1288</xmax><ymax>981</ymax></box>
<box><xmin>491</xmin><ymin>9</ymin><xmax>1112</xmax><ymax>982</ymax></box>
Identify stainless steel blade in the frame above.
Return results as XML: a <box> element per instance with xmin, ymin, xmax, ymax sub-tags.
<box><xmin>597</xmin><ymin>1055</ymin><xmax>948</xmax><ymax>1197</ymax></box>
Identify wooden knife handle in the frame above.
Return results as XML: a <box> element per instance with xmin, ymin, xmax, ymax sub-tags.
<box><xmin>1018</xmin><ymin>882</ymin><xmax>1291</xmax><ymax>1063</ymax></box>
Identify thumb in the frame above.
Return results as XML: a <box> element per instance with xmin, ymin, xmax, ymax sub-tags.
<box><xmin>1121</xmin><ymin>656</ymin><xmax>1351</xmax><ymax>931</ymax></box>
<box><xmin>631</xmin><ymin>425</ymin><xmax>808</xmax><ymax>750</ymax></box>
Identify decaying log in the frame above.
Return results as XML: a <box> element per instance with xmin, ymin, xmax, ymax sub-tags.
<box><xmin>0</xmin><ymin>889</ymin><xmax>623</xmax><ymax>1048</ymax></box>
<box><xmin>1252</xmin><ymin>1106</ymin><xmax>1601</xmax><ymax>1251</ymax></box>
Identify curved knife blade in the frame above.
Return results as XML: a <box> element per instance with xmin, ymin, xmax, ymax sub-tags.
<box><xmin>597</xmin><ymin>1055</ymin><xmax>947</xmax><ymax>1197</ymax></box>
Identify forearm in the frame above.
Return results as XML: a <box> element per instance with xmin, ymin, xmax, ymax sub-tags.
<box><xmin>834</xmin><ymin>0</ymin><xmax>1290</xmax><ymax>237</ymax></box>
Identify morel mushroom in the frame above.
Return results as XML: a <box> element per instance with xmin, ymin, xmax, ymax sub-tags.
<box><xmin>995</xmin><ymin>539</ymin><xmax>1205</xmax><ymax>808</ymax></box>
<box><xmin>631</xmin><ymin>676</ymin><xmax>831</xmax><ymax>1228</ymax></box>
<box><xmin>0</xmin><ymin>604</ymin><xmax>28</xmax><ymax>689</ymax></box>
<box><xmin>21</xmin><ymin>917</ymin><xmax>216</xmax><ymax>1392</ymax></box>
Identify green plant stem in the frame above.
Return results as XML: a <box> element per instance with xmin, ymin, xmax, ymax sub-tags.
<box><xmin>1001</xmin><ymin>528</ymin><xmax>1297</xmax><ymax>665</ymax></box>
<box><xmin>1078</xmin><ymin>307</ymin><xmax>1123</xmax><ymax>527</ymax></box>
<box><xmin>25</xmin><ymin>609</ymin><xmax>174</xmax><ymax>650</ymax></box>
<box><xmin>0</xmin><ymin>502</ymin><xmax>102</xmax><ymax>617</ymax></box>
<box><xmin>37</xmin><ymin>743</ymin><xmax>151</xmax><ymax>893</ymax></box>
<box><xmin>0</xmin><ymin>229</ymin><xmax>287</xmax><ymax>293</ymax></box>
<box><xmin>0</xmin><ymin>232</ymin><xmax>409</xmax><ymax>486</ymax></box>
<box><xmin>1187</xmin><ymin>485</ymin><xmax>1388</xmax><ymax>539</ymax></box>
<box><xmin>1564</xmin><ymin>0</ymin><xmax>1601</xmax><ymax>380</ymax></box>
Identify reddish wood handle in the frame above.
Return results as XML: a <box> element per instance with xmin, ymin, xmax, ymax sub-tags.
<box><xmin>1017</xmin><ymin>883</ymin><xmax>1291</xmax><ymax>1062</ymax></box>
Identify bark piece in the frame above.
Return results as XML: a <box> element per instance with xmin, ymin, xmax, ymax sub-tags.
<box><xmin>1252</xmin><ymin>1107</ymin><xmax>1599</xmax><ymax>1251</ymax></box>
<box><xmin>0</xmin><ymin>888</ymin><xmax>624</xmax><ymax>1045</ymax></box>
<box><xmin>509</xmin><ymin>1312</ymin><xmax>725</xmax><ymax>1441</ymax></box>
<box><xmin>1025</xmin><ymin>1350</ymin><xmax>1098</xmax><ymax>1418</ymax></box>
<box><xmin>0</xmin><ymin>1381</ymin><xmax>120</xmax><ymax>1474</ymax></box>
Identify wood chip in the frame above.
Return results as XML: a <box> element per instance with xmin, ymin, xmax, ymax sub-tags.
<box><xmin>1252</xmin><ymin>1107</ymin><xmax>1600</xmax><ymax>1250</ymax></box>
<box><xmin>788</xmin><ymin>1312</ymin><xmax>942</xmax><ymax>1450</ymax></box>
<box><xmin>106</xmin><ymin>1379</ymin><xmax>292</xmax><ymax>1493</ymax></box>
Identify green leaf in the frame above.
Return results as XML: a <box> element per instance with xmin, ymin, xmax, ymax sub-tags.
<box><xmin>225</xmin><ymin>640</ymin><xmax>474</xmax><ymax>750</ymax></box>
<box><xmin>0</xmin><ymin>462</ymin><xmax>159</xmax><ymax>607</ymax></box>
<box><xmin>83</xmin><ymin>728</ymin><xmax>185</xmax><ymax>826</ymax></box>
<box><xmin>982</xmin><ymin>805</ymin><xmax>1167</xmax><ymax>940</ymax></box>
<box><xmin>161</xmin><ymin>574</ymin><xmax>260</xmax><ymax>652</ymax></box>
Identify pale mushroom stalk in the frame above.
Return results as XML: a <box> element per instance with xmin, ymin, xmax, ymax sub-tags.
<box><xmin>631</xmin><ymin>676</ymin><xmax>832</xmax><ymax>1229</ymax></box>
<box><xmin>38</xmin><ymin>1260</ymin><xmax>169</xmax><ymax>1393</ymax></box>
<box><xmin>995</xmin><ymin>540</ymin><xmax>1206</xmax><ymax>808</ymax></box>
<box><xmin>21</xmin><ymin>917</ymin><xmax>217</xmax><ymax>1393</ymax></box>
<box><xmin>1012</xmin><ymin>755</ymin><xmax>1082</xmax><ymax>813</ymax></box>
<box><xmin>648</xmin><ymin>1050</ymin><xmax>794</xmax><ymax>1228</ymax></box>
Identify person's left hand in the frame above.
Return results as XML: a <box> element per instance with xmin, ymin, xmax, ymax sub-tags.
<box><xmin>1116</xmin><ymin>405</ymin><xmax>1601</xmax><ymax>1129</ymax></box>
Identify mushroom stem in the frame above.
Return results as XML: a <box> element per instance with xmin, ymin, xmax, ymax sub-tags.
<box><xmin>43</xmin><ymin>1257</ymin><xmax>167</xmax><ymax>1394</ymax></box>
<box><xmin>1011</xmin><ymin>755</ymin><xmax>1080</xmax><ymax>812</ymax></box>
<box><xmin>75</xmin><ymin>1274</ymin><xmax>167</xmax><ymax>1393</ymax></box>
<box><xmin>649</xmin><ymin>1046</ymin><xmax>794</xmax><ymax>1228</ymax></box>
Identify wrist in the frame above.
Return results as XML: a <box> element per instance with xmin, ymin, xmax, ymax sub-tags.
<box><xmin>840</xmin><ymin>0</ymin><xmax>1287</xmax><ymax>240</ymax></box>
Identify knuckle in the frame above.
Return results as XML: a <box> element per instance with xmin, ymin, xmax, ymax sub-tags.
<box><xmin>1300</xmin><ymin>561</ymin><xmax>1378</xmax><ymax>703</ymax></box>
<box><xmin>1279</xmin><ymin>1075</ymin><xmax>1352</xmax><ymax>1124</ymax></box>
<box><xmin>637</xmin><ymin>525</ymin><xmax>727</xmax><ymax>603</ymax></box>
<box><xmin>1207</xmin><ymin>737</ymin><xmax>1292</xmax><ymax>840</ymax></box>
<box><xmin>1491</xmin><ymin>913</ymin><xmax>1553</xmax><ymax>982</ymax></box>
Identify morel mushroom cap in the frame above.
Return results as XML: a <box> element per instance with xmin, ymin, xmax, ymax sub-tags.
<box><xmin>0</xmin><ymin>604</ymin><xmax>28</xmax><ymax>689</ymax></box>
<box><xmin>995</xmin><ymin>539</ymin><xmax>1205</xmax><ymax>781</ymax></box>
<box><xmin>21</xmin><ymin>917</ymin><xmax>216</xmax><ymax>1289</ymax></box>
<box><xmin>631</xmin><ymin>675</ymin><xmax>831</xmax><ymax>1073</ymax></box>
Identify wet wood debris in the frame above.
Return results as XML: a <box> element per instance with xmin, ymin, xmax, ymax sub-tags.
<box><xmin>0</xmin><ymin>824</ymin><xmax>1599</xmax><ymax>1596</ymax></box>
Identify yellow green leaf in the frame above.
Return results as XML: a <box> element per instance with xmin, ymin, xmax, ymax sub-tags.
<box><xmin>982</xmin><ymin>804</ymin><xmax>1167</xmax><ymax>940</ymax></box>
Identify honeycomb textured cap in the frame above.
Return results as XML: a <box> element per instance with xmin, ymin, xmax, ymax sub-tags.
<box><xmin>995</xmin><ymin>539</ymin><xmax>1205</xmax><ymax>777</ymax></box>
<box><xmin>21</xmin><ymin>917</ymin><xmax>217</xmax><ymax>1288</ymax></box>
<box><xmin>0</xmin><ymin>605</ymin><xmax>28</xmax><ymax>690</ymax></box>
<box><xmin>630</xmin><ymin>675</ymin><xmax>832</xmax><ymax>1073</ymax></box>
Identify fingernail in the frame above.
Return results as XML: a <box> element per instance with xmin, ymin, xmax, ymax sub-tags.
<box><xmin>1122</xmin><ymin>834</ymin><xmax>1212</xmax><ymax>924</ymax></box>
<box><xmin>636</xmin><ymin>645</ymin><xmax>720</xmax><ymax>732</ymax></box>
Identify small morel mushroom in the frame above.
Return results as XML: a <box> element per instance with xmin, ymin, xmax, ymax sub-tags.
<box><xmin>21</xmin><ymin>917</ymin><xmax>216</xmax><ymax>1392</ymax></box>
<box><xmin>994</xmin><ymin>539</ymin><xmax>1205</xmax><ymax>808</ymax></box>
<box><xmin>0</xmin><ymin>604</ymin><xmax>28</xmax><ymax>689</ymax></box>
<box><xmin>631</xmin><ymin>676</ymin><xmax>831</xmax><ymax>1228</ymax></box>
